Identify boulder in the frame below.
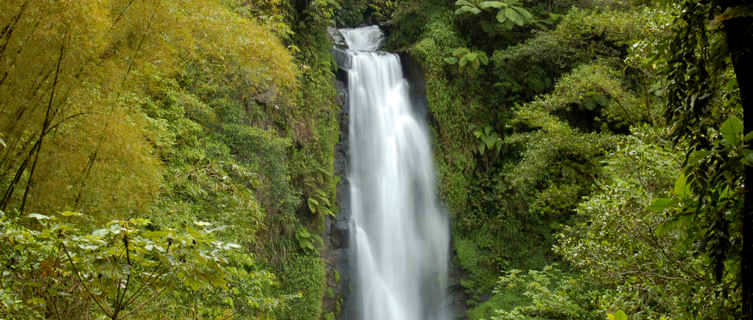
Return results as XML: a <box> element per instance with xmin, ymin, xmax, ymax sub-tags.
<box><xmin>332</xmin><ymin>47</ymin><xmax>352</xmax><ymax>71</ymax></box>
<box><xmin>254</xmin><ymin>85</ymin><xmax>278</xmax><ymax>105</ymax></box>
<box><xmin>327</xmin><ymin>27</ymin><xmax>348</xmax><ymax>48</ymax></box>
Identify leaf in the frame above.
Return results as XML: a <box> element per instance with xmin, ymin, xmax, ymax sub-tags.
<box><xmin>479</xmin><ymin>1</ymin><xmax>506</xmax><ymax>9</ymax></box>
<box><xmin>744</xmin><ymin>130</ymin><xmax>753</xmax><ymax>142</ymax></box>
<box><xmin>77</xmin><ymin>243</ymin><xmax>100</xmax><ymax>250</ymax></box>
<box><xmin>444</xmin><ymin>57</ymin><xmax>458</xmax><ymax>64</ymax></box>
<box><xmin>743</xmin><ymin>149</ymin><xmax>753</xmax><ymax>166</ymax></box>
<box><xmin>452</xmin><ymin>47</ymin><xmax>470</xmax><ymax>56</ymax></box>
<box><xmin>109</xmin><ymin>223</ymin><xmax>123</xmax><ymax>234</ymax></box>
<box><xmin>505</xmin><ymin>8</ymin><xmax>525</xmax><ymax>26</ymax></box>
<box><xmin>648</xmin><ymin>198</ymin><xmax>674</xmax><ymax>213</ymax></box>
<box><xmin>687</xmin><ymin>149</ymin><xmax>709</xmax><ymax>166</ymax></box>
<box><xmin>673</xmin><ymin>173</ymin><xmax>688</xmax><ymax>197</ymax></box>
<box><xmin>307</xmin><ymin>197</ymin><xmax>319</xmax><ymax>213</ymax></box>
<box><xmin>478</xmin><ymin>52</ymin><xmax>489</xmax><ymax>65</ymax></box>
<box><xmin>484</xmin><ymin>135</ymin><xmax>498</xmax><ymax>149</ymax></box>
<box><xmin>609</xmin><ymin>310</ymin><xmax>628</xmax><ymax>320</ymax></box>
<box><xmin>656</xmin><ymin>214</ymin><xmax>692</xmax><ymax>236</ymax></box>
<box><xmin>27</xmin><ymin>213</ymin><xmax>51</xmax><ymax>220</ymax></box>
<box><xmin>496</xmin><ymin>10</ymin><xmax>508</xmax><ymax>23</ymax></box>
<box><xmin>61</xmin><ymin>211</ymin><xmax>81</xmax><ymax>217</ymax></box>
<box><xmin>130</xmin><ymin>218</ymin><xmax>151</xmax><ymax>226</ymax></box>
<box><xmin>296</xmin><ymin>228</ymin><xmax>311</xmax><ymax>240</ymax></box>
<box><xmin>325</xmin><ymin>0</ymin><xmax>341</xmax><ymax>9</ymax></box>
<box><xmin>517</xmin><ymin>7</ymin><xmax>534</xmax><ymax>20</ymax></box>
<box><xmin>720</xmin><ymin>115</ymin><xmax>743</xmax><ymax>146</ymax></box>
<box><xmin>455</xmin><ymin>6</ymin><xmax>481</xmax><ymax>15</ymax></box>
<box><xmin>459</xmin><ymin>56</ymin><xmax>469</xmax><ymax>68</ymax></box>
<box><xmin>194</xmin><ymin>220</ymin><xmax>212</xmax><ymax>227</ymax></box>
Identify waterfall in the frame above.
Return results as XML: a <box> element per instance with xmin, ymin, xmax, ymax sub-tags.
<box><xmin>341</xmin><ymin>25</ymin><xmax>451</xmax><ymax>320</ymax></box>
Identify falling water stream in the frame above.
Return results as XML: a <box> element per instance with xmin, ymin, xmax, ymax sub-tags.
<box><xmin>341</xmin><ymin>26</ymin><xmax>451</xmax><ymax>320</ymax></box>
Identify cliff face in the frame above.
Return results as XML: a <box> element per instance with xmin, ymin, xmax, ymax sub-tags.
<box><xmin>322</xmin><ymin>27</ymin><xmax>354</xmax><ymax>320</ymax></box>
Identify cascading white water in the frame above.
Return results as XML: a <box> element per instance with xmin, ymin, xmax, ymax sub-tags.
<box><xmin>341</xmin><ymin>26</ymin><xmax>451</xmax><ymax>320</ymax></box>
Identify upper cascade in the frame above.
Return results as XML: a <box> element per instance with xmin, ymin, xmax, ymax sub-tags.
<box><xmin>340</xmin><ymin>26</ymin><xmax>384</xmax><ymax>52</ymax></box>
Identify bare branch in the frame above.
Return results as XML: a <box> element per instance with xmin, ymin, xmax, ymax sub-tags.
<box><xmin>62</xmin><ymin>243</ymin><xmax>113</xmax><ymax>319</ymax></box>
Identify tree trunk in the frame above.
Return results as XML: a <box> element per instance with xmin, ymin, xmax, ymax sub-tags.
<box><xmin>723</xmin><ymin>15</ymin><xmax>753</xmax><ymax>319</ymax></box>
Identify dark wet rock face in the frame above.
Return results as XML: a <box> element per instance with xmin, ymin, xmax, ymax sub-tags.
<box><xmin>446</xmin><ymin>250</ymin><xmax>469</xmax><ymax>319</ymax></box>
<box><xmin>329</xmin><ymin>28</ymin><xmax>352</xmax><ymax>72</ymax></box>
<box><xmin>332</xmin><ymin>47</ymin><xmax>352</xmax><ymax>71</ymax></box>
<box><xmin>323</xmin><ymin>37</ymin><xmax>354</xmax><ymax>318</ymax></box>
<box><xmin>399</xmin><ymin>53</ymin><xmax>427</xmax><ymax>120</ymax></box>
<box><xmin>331</xmin><ymin>75</ymin><xmax>356</xmax><ymax>320</ymax></box>
<box><xmin>328</xmin><ymin>27</ymin><xmax>348</xmax><ymax>48</ymax></box>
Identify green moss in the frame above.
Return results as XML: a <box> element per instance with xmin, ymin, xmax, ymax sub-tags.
<box><xmin>276</xmin><ymin>253</ymin><xmax>327</xmax><ymax>319</ymax></box>
<box><xmin>259</xmin><ymin>2</ymin><xmax>340</xmax><ymax>318</ymax></box>
<box><xmin>455</xmin><ymin>237</ymin><xmax>480</xmax><ymax>270</ymax></box>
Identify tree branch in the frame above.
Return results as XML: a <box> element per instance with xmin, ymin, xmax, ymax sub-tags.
<box><xmin>62</xmin><ymin>243</ymin><xmax>113</xmax><ymax>318</ymax></box>
<box><xmin>19</xmin><ymin>42</ymin><xmax>65</xmax><ymax>214</ymax></box>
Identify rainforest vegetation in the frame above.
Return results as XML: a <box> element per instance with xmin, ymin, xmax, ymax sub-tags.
<box><xmin>0</xmin><ymin>0</ymin><xmax>751</xmax><ymax>319</ymax></box>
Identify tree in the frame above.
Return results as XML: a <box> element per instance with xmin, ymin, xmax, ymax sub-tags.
<box><xmin>663</xmin><ymin>0</ymin><xmax>752</xmax><ymax>317</ymax></box>
<box><xmin>0</xmin><ymin>211</ymin><xmax>240</xmax><ymax>319</ymax></box>
<box><xmin>720</xmin><ymin>7</ymin><xmax>753</xmax><ymax>318</ymax></box>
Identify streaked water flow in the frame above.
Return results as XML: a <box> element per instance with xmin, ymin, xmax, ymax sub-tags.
<box><xmin>341</xmin><ymin>25</ymin><xmax>450</xmax><ymax>320</ymax></box>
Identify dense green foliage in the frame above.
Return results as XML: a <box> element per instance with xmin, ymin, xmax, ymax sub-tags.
<box><xmin>1</xmin><ymin>0</ymin><xmax>339</xmax><ymax>318</ymax></box>
<box><xmin>377</xmin><ymin>0</ymin><xmax>750</xmax><ymax>318</ymax></box>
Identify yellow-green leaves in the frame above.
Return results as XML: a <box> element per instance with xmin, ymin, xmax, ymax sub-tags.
<box><xmin>0</xmin><ymin>0</ymin><xmax>299</xmax><ymax>218</ymax></box>
<box><xmin>607</xmin><ymin>310</ymin><xmax>628</xmax><ymax>320</ymax></box>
